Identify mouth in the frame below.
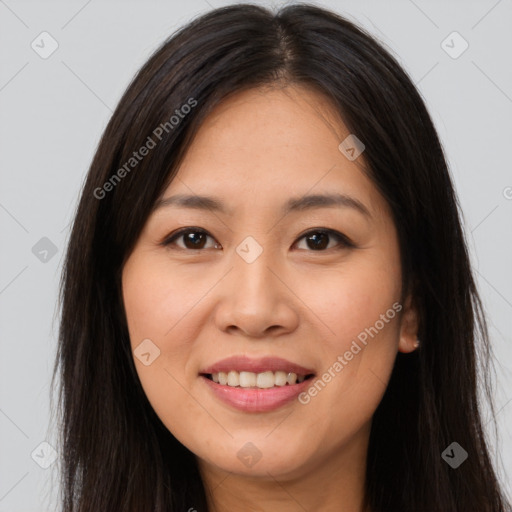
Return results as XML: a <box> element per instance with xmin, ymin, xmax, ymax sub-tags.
<box><xmin>199</xmin><ymin>356</ymin><xmax>316</xmax><ymax>412</ymax></box>
<box><xmin>201</xmin><ymin>371</ymin><xmax>316</xmax><ymax>389</ymax></box>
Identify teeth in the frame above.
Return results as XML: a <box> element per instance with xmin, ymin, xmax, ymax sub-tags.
<box><xmin>209</xmin><ymin>370</ymin><xmax>309</xmax><ymax>388</ymax></box>
<box><xmin>239</xmin><ymin>371</ymin><xmax>256</xmax><ymax>388</ymax></box>
<box><xmin>227</xmin><ymin>370</ymin><xmax>239</xmax><ymax>387</ymax></box>
<box><xmin>274</xmin><ymin>371</ymin><xmax>287</xmax><ymax>387</ymax></box>
<box><xmin>256</xmin><ymin>371</ymin><xmax>275</xmax><ymax>388</ymax></box>
<box><xmin>287</xmin><ymin>372</ymin><xmax>297</xmax><ymax>385</ymax></box>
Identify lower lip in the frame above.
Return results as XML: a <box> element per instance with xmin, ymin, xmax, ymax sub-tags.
<box><xmin>200</xmin><ymin>375</ymin><xmax>313</xmax><ymax>413</ymax></box>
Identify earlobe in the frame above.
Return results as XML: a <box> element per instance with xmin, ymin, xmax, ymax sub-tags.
<box><xmin>398</xmin><ymin>293</ymin><xmax>420</xmax><ymax>354</ymax></box>
<box><xmin>399</xmin><ymin>335</ymin><xmax>420</xmax><ymax>353</ymax></box>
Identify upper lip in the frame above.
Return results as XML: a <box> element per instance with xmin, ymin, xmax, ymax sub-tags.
<box><xmin>200</xmin><ymin>356</ymin><xmax>315</xmax><ymax>376</ymax></box>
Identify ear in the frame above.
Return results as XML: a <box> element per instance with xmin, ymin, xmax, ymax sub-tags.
<box><xmin>398</xmin><ymin>292</ymin><xmax>419</xmax><ymax>354</ymax></box>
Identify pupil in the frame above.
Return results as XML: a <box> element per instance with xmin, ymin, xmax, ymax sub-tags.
<box><xmin>185</xmin><ymin>232</ymin><xmax>205</xmax><ymax>249</ymax></box>
<box><xmin>308</xmin><ymin>232</ymin><xmax>328</xmax><ymax>250</ymax></box>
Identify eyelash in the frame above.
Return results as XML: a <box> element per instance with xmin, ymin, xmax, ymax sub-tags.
<box><xmin>160</xmin><ymin>227</ymin><xmax>355</xmax><ymax>252</ymax></box>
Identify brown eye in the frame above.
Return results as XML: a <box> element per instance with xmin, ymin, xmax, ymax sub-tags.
<box><xmin>161</xmin><ymin>227</ymin><xmax>353</xmax><ymax>252</ymax></box>
<box><xmin>295</xmin><ymin>229</ymin><xmax>354</xmax><ymax>251</ymax></box>
<box><xmin>162</xmin><ymin>228</ymin><xmax>221</xmax><ymax>250</ymax></box>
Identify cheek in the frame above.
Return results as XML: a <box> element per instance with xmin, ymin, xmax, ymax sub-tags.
<box><xmin>307</xmin><ymin>254</ymin><xmax>401</xmax><ymax>345</ymax></box>
<box><xmin>300</xmin><ymin>252</ymin><xmax>402</xmax><ymax>403</ymax></box>
<box><xmin>122</xmin><ymin>256</ymin><xmax>206</xmax><ymax>344</ymax></box>
<box><xmin>122</xmin><ymin>258</ymin><xmax>204</xmax><ymax>435</ymax></box>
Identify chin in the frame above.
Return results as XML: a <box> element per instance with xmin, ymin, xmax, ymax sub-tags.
<box><xmin>196</xmin><ymin>437</ymin><xmax>313</xmax><ymax>479</ymax></box>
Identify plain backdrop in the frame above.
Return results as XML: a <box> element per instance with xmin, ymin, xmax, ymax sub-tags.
<box><xmin>0</xmin><ymin>0</ymin><xmax>511</xmax><ymax>510</ymax></box>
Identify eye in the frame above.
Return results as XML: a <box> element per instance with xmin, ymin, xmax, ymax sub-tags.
<box><xmin>161</xmin><ymin>227</ymin><xmax>221</xmax><ymax>250</ymax></box>
<box><xmin>161</xmin><ymin>227</ymin><xmax>354</xmax><ymax>252</ymax></box>
<box><xmin>294</xmin><ymin>229</ymin><xmax>355</xmax><ymax>251</ymax></box>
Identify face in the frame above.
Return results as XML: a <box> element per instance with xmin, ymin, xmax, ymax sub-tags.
<box><xmin>122</xmin><ymin>85</ymin><xmax>418</xmax><ymax>483</ymax></box>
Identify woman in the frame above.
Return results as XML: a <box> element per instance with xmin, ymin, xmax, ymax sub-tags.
<box><xmin>52</xmin><ymin>3</ymin><xmax>511</xmax><ymax>511</ymax></box>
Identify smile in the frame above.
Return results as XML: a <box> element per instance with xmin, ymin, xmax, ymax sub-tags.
<box><xmin>199</xmin><ymin>355</ymin><xmax>316</xmax><ymax>412</ymax></box>
<box><xmin>205</xmin><ymin>370</ymin><xmax>314</xmax><ymax>388</ymax></box>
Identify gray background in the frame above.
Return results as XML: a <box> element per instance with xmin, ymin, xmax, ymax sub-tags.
<box><xmin>0</xmin><ymin>0</ymin><xmax>511</xmax><ymax>510</ymax></box>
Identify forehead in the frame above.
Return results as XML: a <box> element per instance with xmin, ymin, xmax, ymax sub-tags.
<box><xmin>161</xmin><ymin>85</ymin><xmax>388</xmax><ymax>219</ymax></box>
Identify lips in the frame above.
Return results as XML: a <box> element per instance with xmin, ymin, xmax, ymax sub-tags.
<box><xmin>200</xmin><ymin>355</ymin><xmax>315</xmax><ymax>376</ymax></box>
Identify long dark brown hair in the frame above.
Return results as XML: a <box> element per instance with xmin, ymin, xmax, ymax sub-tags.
<box><xmin>51</xmin><ymin>3</ymin><xmax>511</xmax><ymax>511</ymax></box>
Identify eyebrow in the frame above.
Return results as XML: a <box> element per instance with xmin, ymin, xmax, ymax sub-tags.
<box><xmin>153</xmin><ymin>192</ymin><xmax>371</xmax><ymax>218</ymax></box>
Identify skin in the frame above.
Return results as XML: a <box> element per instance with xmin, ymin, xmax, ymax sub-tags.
<box><xmin>122</xmin><ymin>84</ymin><xmax>419</xmax><ymax>512</ymax></box>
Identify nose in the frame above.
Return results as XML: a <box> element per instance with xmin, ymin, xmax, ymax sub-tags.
<box><xmin>213</xmin><ymin>244</ymin><xmax>300</xmax><ymax>339</ymax></box>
